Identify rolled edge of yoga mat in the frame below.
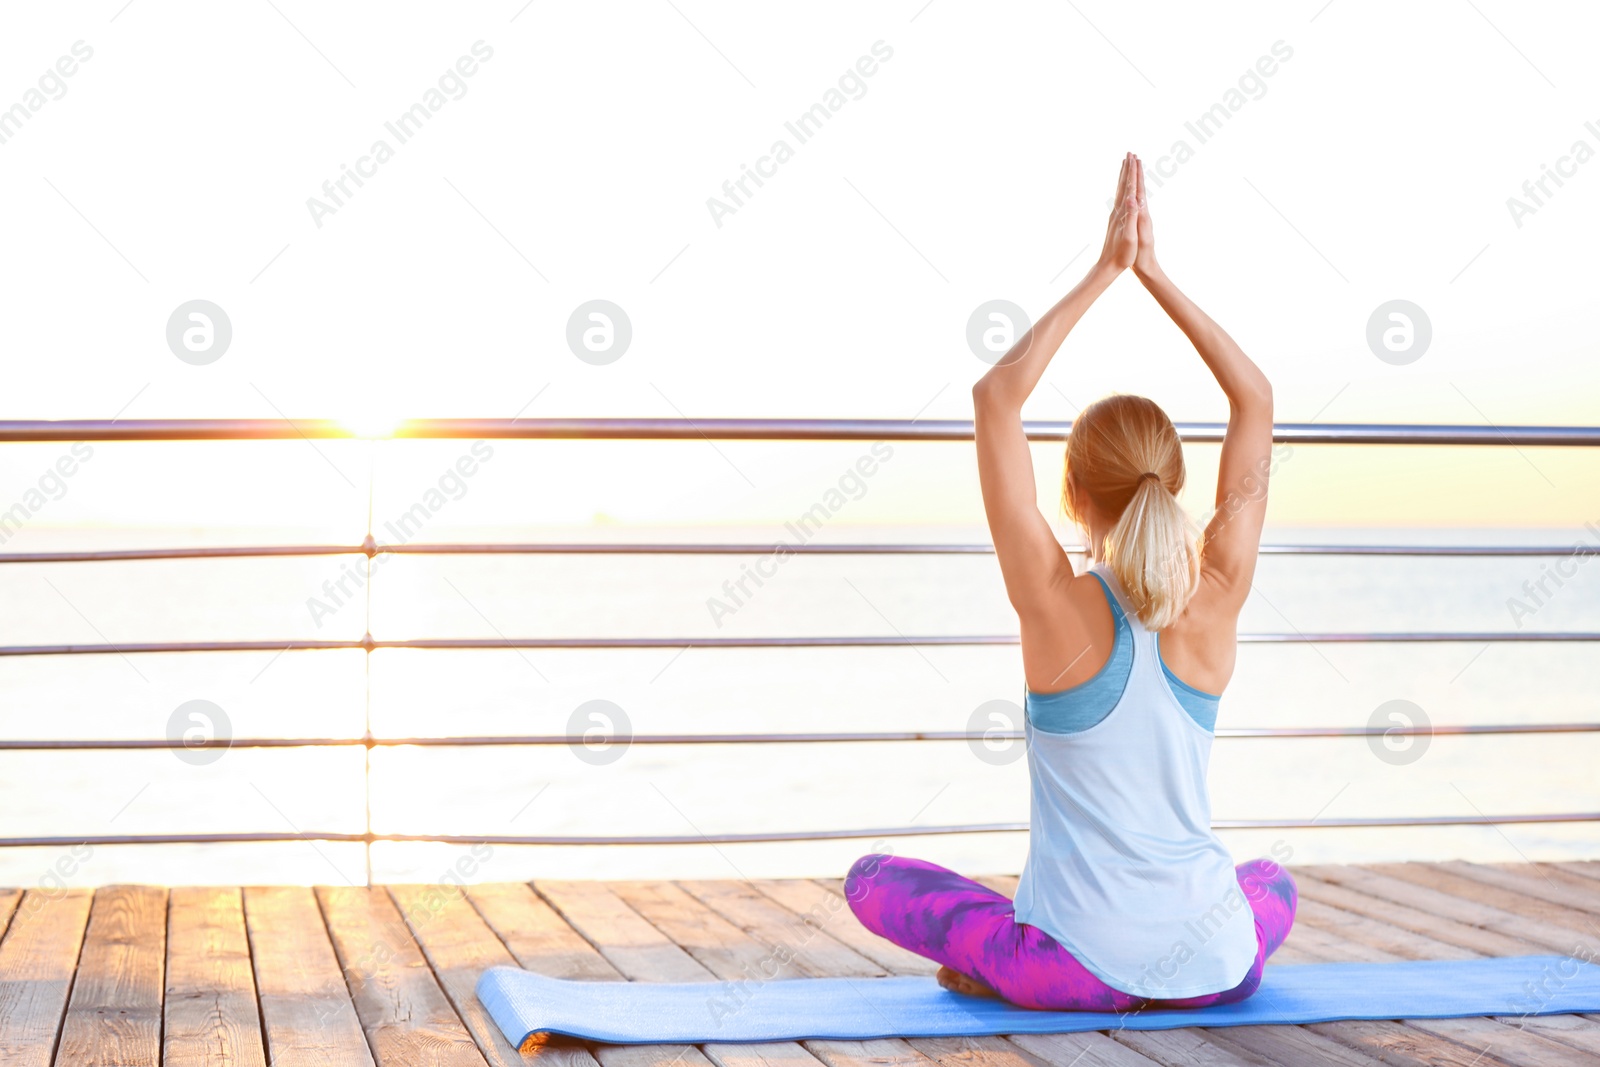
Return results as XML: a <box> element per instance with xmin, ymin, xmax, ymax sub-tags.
<box><xmin>476</xmin><ymin>955</ymin><xmax>1600</xmax><ymax>1046</ymax></box>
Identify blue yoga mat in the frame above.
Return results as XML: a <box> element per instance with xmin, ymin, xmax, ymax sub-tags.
<box><xmin>477</xmin><ymin>955</ymin><xmax>1600</xmax><ymax>1045</ymax></box>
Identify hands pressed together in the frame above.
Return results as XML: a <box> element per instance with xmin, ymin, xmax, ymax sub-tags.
<box><xmin>1097</xmin><ymin>151</ymin><xmax>1157</xmax><ymax>279</ymax></box>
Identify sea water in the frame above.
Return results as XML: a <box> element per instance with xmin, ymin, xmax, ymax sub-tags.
<box><xmin>1</xmin><ymin>521</ymin><xmax>1596</xmax><ymax>888</ymax></box>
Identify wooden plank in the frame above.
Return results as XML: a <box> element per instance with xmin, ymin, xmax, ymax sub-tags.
<box><xmin>804</xmin><ymin>1039</ymin><xmax>943</xmax><ymax>1067</ymax></box>
<box><xmin>1294</xmin><ymin>871</ymin><xmax>1525</xmax><ymax>956</ymax></box>
<box><xmin>1206</xmin><ymin>1024</ymin><xmax>1392</xmax><ymax>1067</ymax></box>
<box><xmin>1110</xmin><ymin>1027</ymin><xmax>1280</xmax><ymax>1066</ymax></box>
<box><xmin>1005</xmin><ymin>1032</ymin><xmax>1167</xmax><ymax>1067</ymax></box>
<box><xmin>704</xmin><ymin>1045</ymin><xmax>839</xmax><ymax>1067</ymax></box>
<box><xmin>1441</xmin><ymin>862</ymin><xmax>1600</xmax><ymax>919</ymax></box>
<box><xmin>903</xmin><ymin>1035</ymin><xmax>1052</xmax><ymax>1067</ymax></box>
<box><xmin>0</xmin><ymin>890</ymin><xmax>22</xmax><ymax>941</ymax></box>
<box><xmin>1553</xmin><ymin>861</ymin><xmax>1600</xmax><ymax>883</ymax></box>
<box><xmin>55</xmin><ymin>885</ymin><xmax>166</xmax><ymax>1067</ymax></box>
<box><xmin>317</xmin><ymin>886</ymin><xmax>486</xmax><ymax>1067</ymax></box>
<box><xmin>1482</xmin><ymin>1012</ymin><xmax>1600</xmax><ymax>1060</ymax></box>
<box><xmin>1371</xmin><ymin>863</ymin><xmax>1600</xmax><ymax>948</ymax></box>
<box><xmin>1310</xmin><ymin>865</ymin><xmax>1588</xmax><ymax>954</ymax></box>
<box><xmin>1275</xmin><ymin>915</ymin><xmax>1403</xmax><ymax>963</ymax></box>
<box><xmin>243</xmin><ymin>886</ymin><xmax>374</xmax><ymax>1067</ymax></box>
<box><xmin>1403</xmin><ymin>1015</ymin><xmax>1600</xmax><ymax>1067</ymax></box>
<box><xmin>677</xmin><ymin>880</ymin><xmax>885</xmax><ymax>978</ymax></box>
<box><xmin>534</xmin><ymin>881</ymin><xmax>824</xmax><ymax>1067</ymax></box>
<box><xmin>390</xmin><ymin>883</ymin><xmax>601</xmax><ymax>1067</ymax></box>
<box><xmin>1307</xmin><ymin>1020</ymin><xmax>1524</xmax><ymax>1067</ymax></box>
<box><xmin>1256</xmin><ymin>933</ymin><xmax>1320</xmax><ymax>966</ymax></box>
<box><xmin>164</xmin><ymin>886</ymin><xmax>267</xmax><ymax>1067</ymax></box>
<box><xmin>1293</xmin><ymin>893</ymin><xmax>1480</xmax><ymax>959</ymax></box>
<box><xmin>468</xmin><ymin>884</ymin><xmax>712</xmax><ymax>1067</ymax></box>
<box><xmin>598</xmin><ymin>1049</ymin><xmax>722</xmax><ymax>1067</ymax></box>
<box><xmin>611</xmin><ymin>881</ymin><xmax>800</xmax><ymax>983</ymax></box>
<box><xmin>467</xmin><ymin>883</ymin><xmax>621</xmax><ymax>983</ymax></box>
<box><xmin>534</xmin><ymin>881</ymin><xmax>706</xmax><ymax>983</ymax></box>
<box><xmin>0</xmin><ymin>889</ymin><xmax>93</xmax><ymax>1067</ymax></box>
<box><xmin>751</xmin><ymin>880</ymin><xmax>937</xmax><ymax>976</ymax></box>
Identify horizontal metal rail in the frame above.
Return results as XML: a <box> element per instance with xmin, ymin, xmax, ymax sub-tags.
<box><xmin>3</xmin><ymin>810</ymin><xmax>1597</xmax><ymax>849</ymax></box>
<box><xmin>4</xmin><ymin>418</ymin><xmax>1600</xmax><ymax>445</ymax></box>
<box><xmin>1</xmin><ymin>722</ymin><xmax>1595</xmax><ymax>750</ymax></box>
<box><xmin>4</xmin><ymin>540</ymin><xmax>1594</xmax><ymax>565</ymax></box>
<box><xmin>4</xmin><ymin>631</ymin><xmax>1597</xmax><ymax>658</ymax></box>
<box><xmin>3</xmin><ymin>419</ymin><xmax>1593</xmax><ymax>862</ymax></box>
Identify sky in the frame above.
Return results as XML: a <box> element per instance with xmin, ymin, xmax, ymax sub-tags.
<box><xmin>2</xmin><ymin>1</ymin><xmax>1597</xmax><ymax>534</ymax></box>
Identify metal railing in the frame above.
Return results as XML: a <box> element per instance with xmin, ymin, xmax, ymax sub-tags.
<box><xmin>3</xmin><ymin>418</ymin><xmax>1597</xmax><ymax>873</ymax></box>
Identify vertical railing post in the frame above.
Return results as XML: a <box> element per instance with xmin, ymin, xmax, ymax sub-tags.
<box><xmin>362</xmin><ymin>439</ymin><xmax>378</xmax><ymax>886</ymax></box>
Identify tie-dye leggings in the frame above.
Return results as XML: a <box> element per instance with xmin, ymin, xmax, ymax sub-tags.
<box><xmin>844</xmin><ymin>854</ymin><xmax>1297</xmax><ymax>1011</ymax></box>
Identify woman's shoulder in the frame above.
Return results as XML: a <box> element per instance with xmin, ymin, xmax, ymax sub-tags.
<box><xmin>1018</xmin><ymin>567</ymin><xmax>1123</xmax><ymax>694</ymax></box>
<box><xmin>1158</xmin><ymin>575</ymin><xmax>1243</xmax><ymax>696</ymax></box>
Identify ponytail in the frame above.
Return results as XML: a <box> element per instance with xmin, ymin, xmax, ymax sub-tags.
<box><xmin>1102</xmin><ymin>474</ymin><xmax>1200</xmax><ymax>630</ymax></box>
<box><xmin>1063</xmin><ymin>393</ymin><xmax>1200</xmax><ymax>629</ymax></box>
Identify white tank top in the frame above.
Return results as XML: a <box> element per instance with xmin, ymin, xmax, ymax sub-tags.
<box><xmin>1011</xmin><ymin>562</ymin><xmax>1257</xmax><ymax>999</ymax></box>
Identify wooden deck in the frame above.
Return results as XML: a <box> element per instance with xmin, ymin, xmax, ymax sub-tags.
<box><xmin>0</xmin><ymin>863</ymin><xmax>1597</xmax><ymax>1066</ymax></box>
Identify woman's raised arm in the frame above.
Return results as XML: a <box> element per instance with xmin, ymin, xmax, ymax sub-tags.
<box><xmin>1129</xmin><ymin>157</ymin><xmax>1274</xmax><ymax>608</ymax></box>
<box><xmin>971</xmin><ymin>154</ymin><xmax>1140</xmax><ymax>618</ymax></box>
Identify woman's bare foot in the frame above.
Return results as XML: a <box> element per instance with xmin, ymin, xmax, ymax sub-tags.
<box><xmin>936</xmin><ymin>965</ymin><xmax>999</xmax><ymax>998</ymax></box>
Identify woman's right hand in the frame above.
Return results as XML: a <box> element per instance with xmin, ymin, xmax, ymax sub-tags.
<box><xmin>1096</xmin><ymin>153</ymin><xmax>1139</xmax><ymax>274</ymax></box>
<box><xmin>1132</xmin><ymin>155</ymin><xmax>1158</xmax><ymax>277</ymax></box>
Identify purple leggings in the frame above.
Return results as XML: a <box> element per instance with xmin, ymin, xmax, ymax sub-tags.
<box><xmin>844</xmin><ymin>854</ymin><xmax>1297</xmax><ymax>1012</ymax></box>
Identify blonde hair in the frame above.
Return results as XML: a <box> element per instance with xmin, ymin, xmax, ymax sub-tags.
<box><xmin>1062</xmin><ymin>394</ymin><xmax>1199</xmax><ymax>630</ymax></box>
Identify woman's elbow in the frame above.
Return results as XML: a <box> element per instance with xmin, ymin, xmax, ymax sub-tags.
<box><xmin>972</xmin><ymin>376</ymin><xmax>1017</xmax><ymax>414</ymax></box>
<box><xmin>1231</xmin><ymin>377</ymin><xmax>1272</xmax><ymax>416</ymax></box>
<box><xmin>1253</xmin><ymin>378</ymin><xmax>1274</xmax><ymax>413</ymax></box>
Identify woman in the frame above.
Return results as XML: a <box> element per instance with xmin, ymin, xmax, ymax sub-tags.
<box><xmin>845</xmin><ymin>153</ymin><xmax>1297</xmax><ymax>1011</ymax></box>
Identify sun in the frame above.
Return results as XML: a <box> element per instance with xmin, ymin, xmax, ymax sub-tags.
<box><xmin>338</xmin><ymin>401</ymin><xmax>405</xmax><ymax>439</ymax></box>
